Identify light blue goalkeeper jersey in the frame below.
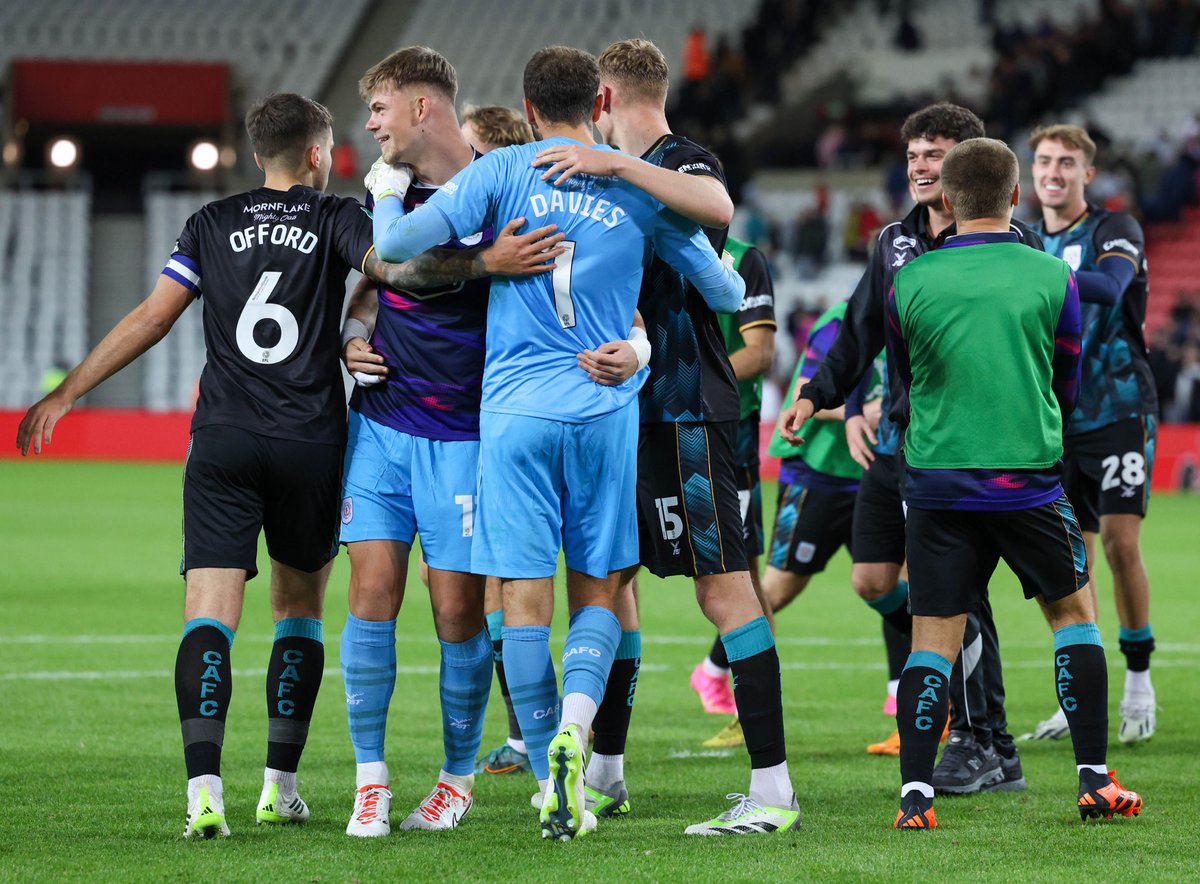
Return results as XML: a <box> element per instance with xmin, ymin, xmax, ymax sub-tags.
<box><xmin>373</xmin><ymin>136</ymin><xmax>743</xmax><ymax>423</ymax></box>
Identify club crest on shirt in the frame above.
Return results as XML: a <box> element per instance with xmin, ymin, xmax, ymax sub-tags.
<box><xmin>1062</xmin><ymin>244</ymin><xmax>1082</xmax><ymax>270</ymax></box>
<box><xmin>342</xmin><ymin>497</ymin><xmax>353</xmax><ymax>524</ymax></box>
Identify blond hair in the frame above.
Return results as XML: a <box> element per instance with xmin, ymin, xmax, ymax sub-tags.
<box><xmin>1028</xmin><ymin>124</ymin><xmax>1097</xmax><ymax>165</ymax></box>
<box><xmin>598</xmin><ymin>39</ymin><xmax>669</xmax><ymax>103</ymax></box>
<box><xmin>359</xmin><ymin>46</ymin><xmax>457</xmax><ymax>103</ymax></box>
<box><xmin>462</xmin><ymin>104</ymin><xmax>534</xmax><ymax>150</ymax></box>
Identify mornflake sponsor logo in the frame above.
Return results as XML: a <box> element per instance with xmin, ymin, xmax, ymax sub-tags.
<box><xmin>243</xmin><ymin>202</ymin><xmax>311</xmax><ymax>214</ymax></box>
<box><xmin>1103</xmin><ymin>238</ymin><xmax>1139</xmax><ymax>257</ymax></box>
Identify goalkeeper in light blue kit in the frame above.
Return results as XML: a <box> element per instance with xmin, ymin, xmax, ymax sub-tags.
<box><xmin>370</xmin><ymin>45</ymin><xmax>745</xmax><ymax>841</ymax></box>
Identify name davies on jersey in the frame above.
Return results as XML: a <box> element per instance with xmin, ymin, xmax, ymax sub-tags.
<box><xmin>528</xmin><ymin>187</ymin><xmax>627</xmax><ymax>229</ymax></box>
<box><xmin>229</xmin><ymin>222</ymin><xmax>319</xmax><ymax>254</ymax></box>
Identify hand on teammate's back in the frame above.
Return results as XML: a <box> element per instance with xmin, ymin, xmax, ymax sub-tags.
<box><xmin>532</xmin><ymin>144</ymin><xmax>623</xmax><ymax>185</ymax></box>
<box><xmin>578</xmin><ymin>341</ymin><xmax>639</xmax><ymax>386</ymax></box>
<box><xmin>343</xmin><ymin>337</ymin><xmax>387</xmax><ymax>385</ymax></box>
<box><xmin>482</xmin><ymin>218</ymin><xmax>567</xmax><ymax>277</ymax></box>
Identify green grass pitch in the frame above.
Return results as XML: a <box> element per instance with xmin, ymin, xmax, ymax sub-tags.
<box><xmin>1</xmin><ymin>459</ymin><xmax>1197</xmax><ymax>881</ymax></box>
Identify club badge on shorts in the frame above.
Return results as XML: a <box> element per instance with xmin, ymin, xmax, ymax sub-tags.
<box><xmin>341</xmin><ymin>497</ymin><xmax>354</xmax><ymax>525</ymax></box>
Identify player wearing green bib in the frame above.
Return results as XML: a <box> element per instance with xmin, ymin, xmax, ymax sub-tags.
<box><xmin>886</xmin><ymin>138</ymin><xmax>1141</xmax><ymax>831</ymax></box>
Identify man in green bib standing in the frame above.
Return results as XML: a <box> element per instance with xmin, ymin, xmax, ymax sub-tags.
<box><xmin>885</xmin><ymin>138</ymin><xmax>1143</xmax><ymax>830</ymax></box>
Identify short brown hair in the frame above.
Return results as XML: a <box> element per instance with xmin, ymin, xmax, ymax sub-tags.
<box><xmin>598</xmin><ymin>39</ymin><xmax>669</xmax><ymax>102</ymax></box>
<box><xmin>245</xmin><ymin>93</ymin><xmax>332</xmax><ymax>165</ymax></box>
<box><xmin>359</xmin><ymin>46</ymin><xmax>457</xmax><ymax>103</ymax></box>
<box><xmin>900</xmin><ymin>102</ymin><xmax>985</xmax><ymax>145</ymax></box>
<box><xmin>523</xmin><ymin>46</ymin><xmax>599</xmax><ymax>126</ymax></box>
<box><xmin>462</xmin><ymin>104</ymin><xmax>534</xmax><ymax>149</ymax></box>
<box><xmin>940</xmin><ymin>138</ymin><xmax>1019</xmax><ymax>221</ymax></box>
<box><xmin>1028</xmin><ymin>124</ymin><xmax>1097</xmax><ymax>165</ymax></box>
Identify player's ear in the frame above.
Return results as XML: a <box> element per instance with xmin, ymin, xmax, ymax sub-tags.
<box><xmin>1011</xmin><ymin>182</ymin><xmax>1020</xmax><ymax>207</ymax></box>
<box><xmin>523</xmin><ymin>98</ymin><xmax>537</xmax><ymax>128</ymax></box>
<box><xmin>600</xmin><ymin>85</ymin><xmax>613</xmax><ymax>114</ymax></box>
<box><xmin>942</xmin><ymin>193</ymin><xmax>953</xmax><ymax>215</ymax></box>
<box><xmin>253</xmin><ymin>153</ymin><xmax>264</xmax><ymax>172</ymax></box>
<box><xmin>1085</xmin><ymin>164</ymin><xmax>1097</xmax><ymax>185</ymax></box>
<box><xmin>591</xmin><ymin>93</ymin><xmax>604</xmax><ymax>123</ymax></box>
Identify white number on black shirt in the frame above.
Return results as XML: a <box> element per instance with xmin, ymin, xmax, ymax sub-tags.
<box><xmin>236</xmin><ymin>270</ymin><xmax>299</xmax><ymax>364</ymax></box>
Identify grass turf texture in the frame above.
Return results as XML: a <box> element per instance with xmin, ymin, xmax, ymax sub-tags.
<box><xmin>1</xmin><ymin>459</ymin><xmax>1196</xmax><ymax>881</ymax></box>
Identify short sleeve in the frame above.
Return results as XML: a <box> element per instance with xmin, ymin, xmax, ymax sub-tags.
<box><xmin>162</xmin><ymin>212</ymin><xmax>203</xmax><ymax>296</ymax></box>
<box><xmin>736</xmin><ymin>247</ymin><xmax>775</xmax><ymax>330</ymax></box>
<box><xmin>660</xmin><ymin>142</ymin><xmax>723</xmax><ymax>181</ymax></box>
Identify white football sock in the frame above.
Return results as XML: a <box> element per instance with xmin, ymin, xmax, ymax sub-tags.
<box><xmin>507</xmin><ymin>737</ymin><xmax>527</xmax><ymax>755</ymax></box>
<box><xmin>560</xmin><ymin>693</ymin><xmax>599</xmax><ymax>737</ymax></box>
<box><xmin>356</xmin><ymin>760</ymin><xmax>388</xmax><ymax>789</ymax></box>
<box><xmin>188</xmin><ymin>774</ymin><xmax>222</xmax><ymax>802</ymax></box>
<box><xmin>586</xmin><ymin>752</ymin><xmax>624</xmax><ymax>788</ymax></box>
<box><xmin>749</xmin><ymin>760</ymin><xmax>793</xmax><ymax>808</ymax></box>
<box><xmin>264</xmin><ymin>767</ymin><xmax>296</xmax><ymax>794</ymax></box>
<box><xmin>887</xmin><ymin>679</ymin><xmax>900</xmax><ymax>699</ymax></box>
<box><xmin>1124</xmin><ymin>669</ymin><xmax>1153</xmax><ymax>697</ymax></box>
<box><xmin>703</xmin><ymin>657</ymin><xmax>730</xmax><ymax>677</ymax></box>
<box><xmin>439</xmin><ymin>769</ymin><xmax>474</xmax><ymax>793</ymax></box>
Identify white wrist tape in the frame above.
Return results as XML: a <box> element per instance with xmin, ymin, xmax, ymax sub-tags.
<box><xmin>628</xmin><ymin>326</ymin><xmax>651</xmax><ymax>372</ymax></box>
<box><xmin>342</xmin><ymin>318</ymin><xmax>371</xmax><ymax>346</ymax></box>
<box><xmin>352</xmin><ymin>370</ymin><xmax>384</xmax><ymax>387</ymax></box>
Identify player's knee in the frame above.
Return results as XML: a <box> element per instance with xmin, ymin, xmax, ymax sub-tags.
<box><xmin>762</xmin><ymin>568</ymin><xmax>806</xmax><ymax>611</ymax></box>
<box><xmin>1100</xmin><ymin>529</ymin><xmax>1143</xmax><ymax>576</ymax></box>
<box><xmin>851</xmin><ymin>570</ymin><xmax>886</xmax><ymax>601</ymax></box>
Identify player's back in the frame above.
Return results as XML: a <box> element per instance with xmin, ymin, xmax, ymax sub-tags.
<box><xmin>171</xmin><ymin>184</ymin><xmax>373</xmax><ymax>442</ymax></box>
<box><xmin>430</xmin><ymin>137</ymin><xmax>699</xmax><ymax>422</ymax></box>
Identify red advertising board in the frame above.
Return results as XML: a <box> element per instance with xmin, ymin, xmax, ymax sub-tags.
<box><xmin>10</xmin><ymin>60</ymin><xmax>229</xmax><ymax>126</ymax></box>
<box><xmin>1</xmin><ymin>410</ymin><xmax>1198</xmax><ymax>495</ymax></box>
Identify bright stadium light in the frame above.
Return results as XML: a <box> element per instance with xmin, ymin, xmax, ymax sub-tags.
<box><xmin>189</xmin><ymin>140</ymin><xmax>220</xmax><ymax>172</ymax></box>
<box><xmin>47</xmin><ymin>137</ymin><xmax>80</xmax><ymax>170</ymax></box>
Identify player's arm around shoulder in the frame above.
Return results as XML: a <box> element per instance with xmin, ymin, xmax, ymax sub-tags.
<box><xmin>16</xmin><ymin>275</ymin><xmax>194</xmax><ymax>455</ymax></box>
<box><xmin>532</xmin><ymin>143</ymin><xmax>733</xmax><ymax>228</ymax></box>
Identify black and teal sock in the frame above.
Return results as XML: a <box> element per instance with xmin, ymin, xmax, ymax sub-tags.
<box><xmin>176</xmin><ymin>618</ymin><xmax>235</xmax><ymax>779</ymax></box>
<box><xmin>708</xmin><ymin>633</ymin><xmax>729</xmax><ymax>669</ymax></box>
<box><xmin>1053</xmin><ymin>623</ymin><xmax>1108</xmax><ymax>767</ymax></box>
<box><xmin>897</xmin><ymin>650</ymin><xmax>952</xmax><ymax>795</ymax></box>
<box><xmin>866</xmin><ymin>579</ymin><xmax>913</xmax><ymax>636</ymax></box>
<box><xmin>883</xmin><ymin>619</ymin><xmax>909</xmax><ymax>682</ymax></box>
<box><xmin>486</xmin><ymin>610</ymin><xmax>522</xmax><ymax>742</ymax></box>
<box><xmin>592</xmin><ymin>630</ymin><xmax>641</xmax><ymax>756</ymax></box>
<box><xmin>1118</xmin><ymin>624</ymin><xmax>1155</xmax><ymax>673</ymax></box>
<box><xmin>265</xmin><ymin>617</ymin><xmax>324</xmax><ymax>774</ymax></box>
<box><xmin>723</xmin><ymin>617</ymin><xmax>786</xmax><ymax>769</ymax></box>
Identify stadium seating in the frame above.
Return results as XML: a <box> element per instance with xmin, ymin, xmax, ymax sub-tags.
<box><xmin>1081</xmin><ymin>57</ymin><xmax>1200</xmax><ymax>149</ymax></box>
<box><xmin>141</xmin><ymin>190</ymin><xmax>218</xmax><ymax>411</ymax></box>
<box><xmin>0</xmin><ymin>0</ymin><xmax>370</xmax><ymax>100</ymax></box>
<box><xmin>778</xmin><ymin>0</ymin><xmax>993</xmax><ymax>107</ymax></box>
<box><xmin>0</xmin><ymin>189</ymin><xmax>90</xmax><ymax>408</ymax></box>
<box><xmin>393</xmin><ymin>0</ymin><xmax>759</xmax><ymax>109</ymax></box>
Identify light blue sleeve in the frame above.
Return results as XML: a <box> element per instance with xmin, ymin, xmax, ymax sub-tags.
<box><xmin>425</xmin><ymin>149</ymin><xmax>504</xmax><ymax>240</ymax></box>
<box><xmin>372</xmin><ymin>197</ymin><xmax>454</xmax><ymax>263</ymax></box>
<box><xmin>652</xmin><ymin>209</ymin><xmax>745</xmax><ymax>313</ymax></box>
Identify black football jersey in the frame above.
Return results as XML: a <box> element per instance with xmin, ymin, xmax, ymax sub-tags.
<box><xmin>164</xmin><ymin>185</ymin><xmax>374</xmax><ymax>443</ymax></box>
<box><xmin>636</xmin><ymin>135</ymin><xmax>740</xmax><ymax>424</ymax></box>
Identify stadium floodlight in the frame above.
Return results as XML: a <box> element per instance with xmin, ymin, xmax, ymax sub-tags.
<box><xmin>47</xmin><ymin>137</ymin><xmax>81</xmax><ymax>170</ymax></box>
<box><xmin>189</xmin><ymin>140</ymin><xmax>220</xmax><ymax>172</ymax></box>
